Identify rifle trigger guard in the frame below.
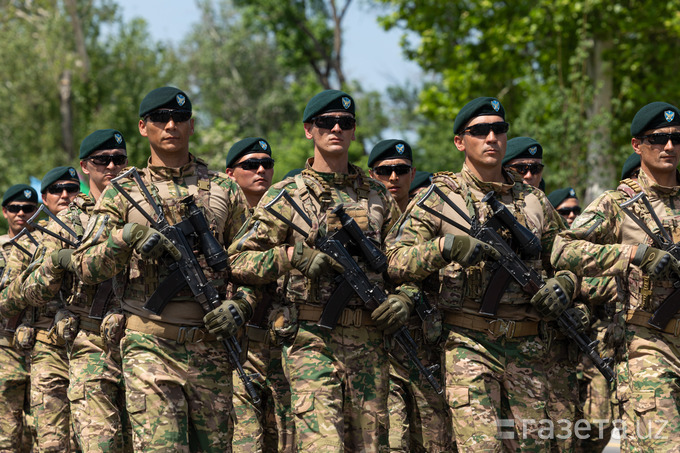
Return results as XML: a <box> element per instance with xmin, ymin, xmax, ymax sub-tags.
<box><xmin>488</xmin><ymin>318</ymin><xmax>516</xmax><ymax>339</ymax></box>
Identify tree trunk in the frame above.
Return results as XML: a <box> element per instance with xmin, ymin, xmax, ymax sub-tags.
<box><xmin>59</xmin><ymin>70</ymin><xmax>74</xmax><ymax>160</ymax></box>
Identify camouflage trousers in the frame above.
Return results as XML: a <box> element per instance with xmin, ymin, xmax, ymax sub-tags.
<box><xmin>31</xmin><ymin>336</ymin><xmax>78</xmax><ymax>452</ymax></box>
<box><xmin>444</xmin><ymin>325</ymin><xmax>578</xmax><ymax>452</ymax></box>
<box><xmin>615</xmin><ymin>324</ymin><xmax>680</xmax><ymax>452</ymax></box>
<box><xmin>282</xmin><ymin>321</ymin><xmax>390</xmax><ymax>452</ymax></box>
<box><xmin>387</xmin><ymin>328</ymin><xmax>453</xmax><ymax>452</ymax></box>
<box><xmin>0</xmin><ymin>343</ymin><xmax>31</xmax><ymax>452</ymax></box>
<box><xmin>120</xmin><ymin>328</ymin><xmax>234</xmax><ymax>452</ymax></box>
<box><xmin>67</xmin><ymin>329</ymin><xmax>132</xmax><ymax>452</ymax></box>
<box><xmin>232</xmin><ymin>331</ymin><xmax>294</xmax><ymax>453</ymax></box>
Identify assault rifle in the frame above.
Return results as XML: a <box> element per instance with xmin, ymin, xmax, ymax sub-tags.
<box><xmin>110</xmin><ymin>167</ymin><xmax>260</xmax><ymax>404</ymax></box>
<box><xmin>416</xmin><ymin>185</ymin><xmax>616</xmax><ymax>383</ymax></box>
<box><xmin>264</xmin><ymin>191</ymin><xmax>443</xmax><ymax>394</ymax></box>
<box><xmin>620</xmin><ymin>192</ymin><xmax>680</xmax><ymax>329</ymax></box>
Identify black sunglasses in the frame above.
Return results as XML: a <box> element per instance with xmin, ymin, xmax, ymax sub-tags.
<box><xmin>311</xmin><ymin>116</ymin><xmax>356</xmax><ymax>130</ymax></box>
<box><xmin>145</xmin><ymin>109</ymin><xmax>192</xmax><ymax>124</ymax></box>
<box><xmin>463</xmin><ymin>121</ymin><xmax>509</xmax><ymax>137</ymax></box>
<box><xmin>4</xmin><ymin>204</ymin><xmax>37</xmax><ymax>214</ymax></box>
<box><xmin>372</xmin><ymin>164</ymin><xmax>412</xmax><ymax>176</ymax></box>
<box><xmin>557</xmin><ymin>206</ymin><xmax>581</xmax><ymax>216</ymax></box>
<box><xmin>88</xmin><ymin>154</ymin><xmax>128</xmax><ymax>167</ymax></box>
<box><xmin>45</xmin><ymin>183</ymin><xmax>80</xmax><ymax>195</ymax></box>
<box><xmin>639</xmin><ymin>133</ymin><xmax>680</xmax><ymax>146</ymax></box>
<box><xmin>507</xmin><ymin>163</ymin><xmax>545</xmax><ymax>175</ymax></box>
<box><xmin>234</xmin><ymin>158</ymin><xmax>275</xmax><ymax>171</ymax></box>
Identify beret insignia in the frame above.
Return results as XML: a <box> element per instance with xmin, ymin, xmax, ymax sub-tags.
<box><xmin>114</xmin><ymin>133</ymin><xmax>123</xmax><ymax>144</ymax></box>
<box><xmin>396</xmin><ymin>143</ymin><xmax>405</xmax><ymax>154</ymax></box>
<box><xmin>69</xmin><ymin>168</ymin><xmax>77</xmax><ymax>177</ymax></box>
<box><xmin>569</xmin><ymin>189</ymin><xmax>576</xmax><ymax>197</ymax></box>
<box><xmin>491</xmin><ymin>100</ymin><xmax>500</xmax><ymax>112</ymax></box>
<box><xmin>342</xmin><ymin>97</ymin><xmax>351</xmax><ymax>109</ymax></box>
<box><xmin>176</xmin><ymin>94</ymin><xmax>186</xmax><ymax>106</ymax></box>
<box><xmin>665</xmin><ymin>110</ymin><xmax>675</xmax><ymax>122</ymax></box>
<box><xmin>259</xmin><ymin>140</ymin><xmax>268</xmax><ymax>151</ymax></box>
<box><xmin>529</xmin><ymin>146</ymin><xmax>537</xmax><ymax>155</ymax></box>
<box><xmin>23</xmin><ymin>189</ymin><xmax>32</xmax><ymax>199</ymax></box>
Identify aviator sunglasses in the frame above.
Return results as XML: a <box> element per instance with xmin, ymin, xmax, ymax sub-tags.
<box><xmin>45</xmin><ymin>183</ymin><xmax>80</xmax><ymax>195</ymax></box>
<box><xmin>557</xmin><ymin>206</ymin><xmax>582</xmax><ymax>216</ymax></box>
<box><xmin>638</xmin><ymin>133</ymin><xmax>680</xmax><ymax>146</ymax></box>
<box><xmin>4</xmin><ymin>204</ymin><xmax>37</xmax><ymax>214</ymax></box>
<box><xmin>311</xmin><ymin>116</ymin><xmax>356</xmax><ymax>130</ymax></box>
<box><xmin>87</xmin><ymin>154</ymin><xmax>128</xmax><ymax>167</ymax></box>
<box><xmin>372</xmin><ymin>164</ymin><xmax>412</xmax><ymax>176</ymax></box>
<box><xmin>145</xmin><ymin>109</ymin><xmax>192</xmax><ymax>124</ymax></box>
<box><xmin>507</xmin><ymin>163</ymin><xmax>545</xmax><ymax>175</ymax></box>
<box><xmin>462</xmin><ymin>121</ymin><xmax>509</xmax><ymax>137</ymax></box>
<box><xmin>234</xmin><ymin>158</ymin><xmax>275</xmax><ymax>171</ymax></box>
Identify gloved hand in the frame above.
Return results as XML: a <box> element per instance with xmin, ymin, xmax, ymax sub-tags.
<box><xmin>289</xmin><ymin>242</ymin><xmax>344</xmax><ymax>278</ymax></box>
<box><xmin>371</xmin><ymin>292</ymin><xmax>414</xmax><ymax>335</ymax></box>
<box><xmin>122</xmin><ymin>223</ymin><xmax>181</xmax><ymax>261</ymax></box>
<box><xmin>530</xmin><ymin>275</ymin><xmax>574</xmax><ymax>321</ymax></box>
<box><xmin>203</xmin><ymin>298</ymin><xmax>253</xmax><ymax>338</ymax></box>
<box><xmin>441</xmin><ymin>234</ymin><xmax>500</xmax><ymax>267</ymax></box>
<box><xmin>50</xmin><ymin>249</ymin><xmax>74</xmax><ymax>272</ymax></box>
<box><xmin>560</xmin><ymin>305</ymin><xmax>590</xmax><ymax>335</ymax></box>
<box><xmin>632</xmin><ymin>244</ymin><xmax>680</xmax><ymax>280</ymax></box>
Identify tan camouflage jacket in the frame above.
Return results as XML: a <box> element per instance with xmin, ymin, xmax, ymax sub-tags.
<box><xmin>552</xmin><ymin>169</ymin><xmax>680</xmax><ymax>314</ymax></box>
<box><xmin>228</xmin><ymin>159</ymin><xmax>401</xmax><ymax>310</ymax></box>
<box><xmin>71</xmin><ymin>155</ymin><xmax>249</xmax><ymax>327</ymax></box>
<box><xmin>385</xmin><ymin>164</ymin><xmax>575</xmax><ymax>322</ymax></box>
<box><xmin>0</xmin><ymin>235</ymin><xmax>17</xmax><ymax>333</ymax></box>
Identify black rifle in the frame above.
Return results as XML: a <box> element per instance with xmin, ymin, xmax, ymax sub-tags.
<box><xmin>417</xmin><ymin>185</ymin><xmax>616</xmax><ymax>383</ymax></box>
<box><xmin>110</xmin><ymin>167</ymin><xmax>260</xmax><ymax>404</ymax></box>
<box><xmin>8</xmin><ymin>227</ymin><xmax>39</xmax><ymax>258</ymax></box>
<box><xmin>620</xmin><ymin>192</ymin><xmax>680</xmax><ymax>329</ymax></box>
<box><xmin>264</xmin><ymin>191</ymin><xmax>443</xmax><ymax>394</ymax></box>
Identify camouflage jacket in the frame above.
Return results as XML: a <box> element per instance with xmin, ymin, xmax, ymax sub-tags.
<box><xmin>228</xmin><ymin>159</ymin><xmax>401</xmax><ymax>310</ymax></box>
<box><xmin>552</xmin><ymin>169</ymin><xmax>680</xmax><ymax>314</ymax></box>
<box><xmin>71</xmin><ymin>155</ymin><xmax>249</xmax><ymax>327</ymax></box>
<box><xmin>0</xmin><ymin>234</ymin><xmax>20</xmax><ymax>333</ymax></box>
<box><xmin>385</xmin><ymin>164</ymin><xmax>575</xmax><ymax>322</ymax></box>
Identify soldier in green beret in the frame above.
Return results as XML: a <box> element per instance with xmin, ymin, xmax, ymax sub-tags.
<box><xmin>226</xmin><ymin>137</ymin><xmax>275</xmax><ymax>209</ymax></box>
<box><xmin>409</xmin><ymin>171</ymin><xmax>433</xmax><ymax>198</ymax></box>
<box><xmin>621</xmin><ymin>151</ymin><xmax>642</xmax><ymax>180</ymax></box>
<box><xmin>368</xmin><ymin>139</ymin><xmax>416</xmax><ymax>212</ymax></box>
<box><xmin>503</xmin><ymin>137</ymin><xmax>545</xmax><ymax>188</ymax></box>
<box><xmin>548</xmin><ymin>187</ymin><xmax>581</xmax><ymax>227</ymax></box>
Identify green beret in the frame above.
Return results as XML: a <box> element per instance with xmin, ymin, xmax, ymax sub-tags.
<box><xmin>139</xmin><ymin>86</ymin><xmax>192</xmax><ymax>118</ymax></box>
<box><xmin>621</xmin><ymin>152</ymin><xmax>641</xmax><ymax>180</ymax></box>
<box><xmin>502</xmin><ymin>137</ymin><xmax>543</xmax><ymax>165</ymax></box>
<box><xmin>2</xmin><ymin>184</ymin><xmax>38</xmax><ymax>206</ymax></box>
<box><xmin>282</xmin><ymin>168</ymin><xmax>303</xmax><ymax>180</ymax></box>
<box><xmin>226</xmin><ymin>137</ymin><xmax>272</xmax><ymax>168</ymax></box>
<box><xmin>303</xmin><ymin>90</ymin><xmax>355</xmax><ymax>122</ymax></box>
<box><xmin>79</xmin><ymin>129</ymin><xmax>126</xmax><ymax>159</ymax></box>
<box><xmin>409</xmin><ymin>171</ymin><xmax>432</xmax><ymax>193</ymax></box>
<box><xmin>41</xmin><ymin>166</ymin><xmax>79</xmax><ymax>193</ymax></box>
<box><xmin>453</xmin><ymin>97</ymin><xmax>505</xmax><ymax>134</ymax></box>
<box><xmin>630</xmin><ymin>101</ymin><xmax>680</xmax><ymax>136</ymax></box>
<box><xmin>368</xmin><ymin>139</ymin><xmax>413</xmax><ymax>167</ymax></box>
<box><xmin>548</xmin><ymin>187</ymin><xmax>578</xmax><ymax>209</ymax></box>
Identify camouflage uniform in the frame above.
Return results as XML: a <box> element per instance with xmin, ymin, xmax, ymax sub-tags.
<box><xmin>552</xmin><ymin>169</ymin><xmax>680</xmax><ymax>452</ymax></box>
<box><xmin>0</xmin><ymin>229</ymin><xmax>78</xmax><ymax>452</ymax></box>
<box><xmin>385</xmin><ymin>166</ymin><xmax>579</xmax><ymax>452</ymax></box>
<box><xmin>19</xmin><ymin>193</ymin><xmax>132</xmax><ymax>452</ymax></box>
<box><xmin>0</xmin><ymin>235</ymin><xmax>32</xmax><ymax>453</ymax></box>
<box><xmin>229</xmin><ymin>162</ymin><xmax>401</xmax><ymax>452</ymax></box>
<box><xmin>72</xmin><ymin>156</ymin><xmax>248</xmax><ymax>452</ymax></box>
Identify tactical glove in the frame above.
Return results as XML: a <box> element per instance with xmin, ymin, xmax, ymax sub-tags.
<box><xmin>632</xmin><ymin>244</ymin><xmax>680</xmax><ymax>280</ymax></box>
<box><xmin>122</xmin><ymin>223</ymin><xmax>181</xmax><ymax>261</ymax></box>
<box><xmin>560</xmin><ymin>304</ymin><xmax>590</xmax><ymax>335</ymax></box>
<box><xmin>530</xmin><ymin>275</ymin><xmax>574</xmax><ymax>321</ymax></box>
<box><xmin>203</xmin><ymin>298</ymin><xmax>253</xmax><ymax>338</ymax></box>
<box><xmin>289</xmin><ymin>242</ymin><xmax>344</xmax><ymax>279</ymax></box>
<box><xmin>50</xmin><ymin>249</ymin><xmax>75</xmax><ymax>272</ymax></box>
<box><xmin>441</xmin><ymin>234</ymin><xmax>500</xmax><ymax>267</ymax></box>
<box><xmin>371</xmin><ymin>292</ymin><xmax>414</xmax><ymax>335</ymax></box>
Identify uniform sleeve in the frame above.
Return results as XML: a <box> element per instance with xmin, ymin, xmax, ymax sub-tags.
<box><xmin>222</xmin><ymin>179</ymin><xmax>250</xmax><ymax>246</ymax></box>
<box><xmin>551</xmin><ymin>191</ymin><xmax>633</xmax><ymax>278</ymax></box>
<box><xmin>0</xmin><ymin>239</ymin><xmax>36</xmax><ymax>318</ymax></box>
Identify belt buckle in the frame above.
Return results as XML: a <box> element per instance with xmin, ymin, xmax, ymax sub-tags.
<box><xmin>674</xmin><ymin>320</ymin><xmax>680</xmax><ymax>337</ymax></box>
<box><xmin>176</xmin><ymin>327</ymin><xmax>187</xmax><ymax>345</ymax></box>
<box><xmin>489</xmin><ymin>319</ymin><xmax>516</xmax><ymax>338</ymax></box>
<box><xmin>353</xmin><ymin>309</ymin><xmax>362</xmax><ymax>328</ymax></box>
<box><xmin>188</xmin><ymin>327</ymin><xmax>206</xmax><ymax>343</ymax></box>
<box><xmin>340</xmin><ymin>308</ymin><xmax>353</xmax><ymax>327</ymax></box>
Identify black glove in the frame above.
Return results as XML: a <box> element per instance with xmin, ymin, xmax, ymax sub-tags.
<box><xmin>632</xmin><ymin>244</ymin><xmax>680</xmax><ymax>280</ymax></box>
<box><xmin>289</xmin><ymin>242</ymin><xmax>344</xmax><ymax>278</ymax></box>
<box><xmin>441</xmin><ymin>234</ymin><xmax>500</xmax><ymax>267</ymax></box>
<box><xmin>371</xmin><ymin>292</ymin><xmax>414</xmax><ymax>335</ymax></box>
<box><xmin>203</xmin><ymin>298</ymin><xmax>253</xmax><ymax>338</ymax></box>
<box><xmin>530</xmin><ymin>275</ymin><xmax>574</xmax><ymax>321</ymax></box>
<box><xmin>122</xmin><ymin>223</ymin><xmax>181</xmax><ymax>261</ymax></box>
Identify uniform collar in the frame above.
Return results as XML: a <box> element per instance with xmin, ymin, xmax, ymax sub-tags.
<box><xmin>303</xmin><ymin>158</ymin><xmax>366</xmax><ymax>187</ymax></box>
<box><xmin>460</xmin><ymin>164</ymin><xmax>515</xmax><ymax>195</ymax></box>
<box><xmin>638</xmin><ymin>168</ymin><xmax>680</xmax><ymax>198</ymax></box>
<box><xmin>146</xmin><ymin>154</ymin><xmax>201</xmax><ymax>180</ymax></box>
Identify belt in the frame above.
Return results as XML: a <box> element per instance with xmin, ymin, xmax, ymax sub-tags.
<box><xmin>125</xmin><ymin>314</ymin><xmax>217</xmax><ymax>344</ymax></box>
<box><xmin>246</xmin><ymin>325</ymin><xmax>268</xmax><ymax>343</ymax></box>
<box><xmin>297</xmin><ymin>306</ymin><xmax>376</xmax><ymax>327</ymax></box>
<box><xmin>444</xmin><ymin>312</ymin><xmax>539</xmax><ymax>338</ymax></box>
<box><xmin>35</xmin><ymin>329</ymin><xmax>66</xmax><ymax>347</ymax></box>
<box><xmin>79</xmin><ymin>318</ymin><xmax>102</xmax><ymax>334</ymax></box>
<box><xmin>626</xmin><ymin>310</ymin><xmax>680</xmax><ymax>336</ymax></box>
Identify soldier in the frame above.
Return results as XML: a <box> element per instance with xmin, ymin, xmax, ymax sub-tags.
<box><xmin>368</xmin><ymin>139</ymin><xmax>416</xmax><ymax>212</ymax></box>
<box><xmin>225</xmin><ymin>137</ymin><xmax>294</xmax><ymax>453</ymax></box>
<box><xmin>548</xmin><ymin>187</ymin><xmax>581</xmax><ymax>227</ymax></box>
<box><xmin>71</xmin><ymin>87</ymin><xmax>249</xmax><ymax>452</ymax></box>
<box><xmin>0</xmin><ymin>184</ymin><xmax>38</xmax><ymax>452</ymax></box>
<box><xmin>1</xmin><ymin>167</ymin><xmax>80</xmax><ymax>452</ymax></box>
<box><xmin>409</xmin><ymin>171</ymin><xmax>433</xmax><ymax>199</ymax></box>
<box><xmin>552</xmin><ymin>101</ymin><xmax>680</xmax><ymax>452</ymax></box>
<box><xmin>502</xmin><ymin>136</ymin><xmax>544</xmax><ymax>188</ymax></box>
<box><xmin>205</xmin><ymin>89</ymin><xmax>405</xmax><ymax>451</ymax></box>
<box><xmin>385</xmin><ymin>97</ymin><xmax>583</xmax><ymax>451</ymax></box>
<box><xmin>621</xmin><ymin>152</ymin><xmax>641</xmax><ymax>181</ymax></box>
<box><xmin>17</xmin><ymin>129</ymin><xmax>131</xmax><ymax>451</ymax></box>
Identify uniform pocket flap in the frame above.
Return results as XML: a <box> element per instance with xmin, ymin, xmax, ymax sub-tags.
<box><xmin>127</xmin><ymin>391</ymin><xmax>146</xmax><ymax>414</ymax></box>
<box><xmin>447</xmin><ymin>384</ymin><xmax>470</xmax><ymax>409</ymax></box>
<box><xmin>633</xmin><ymin>391</ymin><xmax>656</xmax><ymax>414</ymax></box>
<box><xmin>292</xmin><ymin>391</ymin><xmax>315</xmax><ymax>415</ymax></box>
<box><xmin>67</xmin><ymin>380</ymin><xmax>85</xmax><ymax>402</ymax></box>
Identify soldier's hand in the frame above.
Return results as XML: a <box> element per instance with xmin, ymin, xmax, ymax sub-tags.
<box><xmin>371</xmin><ymin>292</ymin><xmax>414</xmax><ymax>335</ymax></box>
<box><xmin>530</xmin><ymin>275</ymin><xmax>575</xmax><ymax>321</ymax></box>
<box><xmin>560</xmin><ymin>305</ymin><xmax>590</xmax><ymax>335</ymax></box>
<box><xmin>122</xmin><ymin>223</ymin><xmax>182</xmax><ymax>261</ymax></box>
<box><xmin>289</xmin><ymin>242</ymin><xmax>344</xmax><ymax>278</ymax></box>
<box><xmin>203</xmin><ymin>298</ymin><xmax>253</xmax><ymax>338</ymax></box>
<box><xmin>50</xmin><ymin>248</ymin><xmax>74</xmax><ymax>272</ymax></box>
<box><xmin>632</xmin><ymin>244</ymin><xmax>680</xmax><ymax>280</ymax></box>
<box><xmin>441</xmin><ymin>234</ymin><xmax>500</xmax><ymax>267</ymax></box>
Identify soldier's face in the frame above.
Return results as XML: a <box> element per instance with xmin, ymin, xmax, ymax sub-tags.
<box><xmin>226</xmin><ymin>152</ymin><xmax>274</xmax><ymax>206</ymax></box>
<box><xmin>504</xmin><ymin>157</ymin><xmax>543</xmax><ymax>188</ymax></box>
<box><xmin>139</xmin><ymin>110</ymin><xmax>195</xmax><ymax>156</ymax></box>
<box><xmin>555</xmin><ymin>198</ymin><xmax>580</xmax><ymax>227</ymax></box>
<box><xmin>369</xmin><ymin>158</ymin><xmax>415</xmax><ymax>208</ymax></box>
<box><xmin>2</xmin><ymin>201</ymin><xmax>37</xmax><ymax>232</ymax></box>
<box><xmin>632</xmin><ymin>125</ymin><xmax>680</xmax><ymax>176</ymax></box>
<box><xmin>454</xmin><ymin>115</ymin><xmax>507</xmax><ymax>173</ymax></box>
<box><xmin>42</xmin><ymin>179</ymin><xmax>79</xmax><ymax>214</ymax></box>
<box><xmin>80</xmin><ymin>149</ymin><xmax>128</xmax><ymax>192</ymax></box>
<box><xmin>304</xmin><ymin>113</ymin><xmax>356</xmax><ymax>157</ymax></box>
